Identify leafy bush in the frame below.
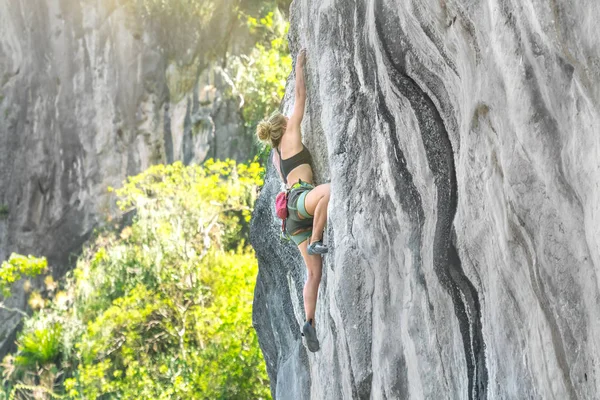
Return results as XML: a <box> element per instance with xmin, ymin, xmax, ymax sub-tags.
<box><xmin>229</xmin><ymin>10</ymin><xmax>291</xmax><ymax>128</ymax></box>
<box><xmin>2</xmin><ymin>160</ymin><xmax>270</xmax><ymax>399</ymax></box>
<box><xmin>0</xmin><ymin>254</ymin><xmax>47</xmax><ymax>298</ymax></box>
<box><xmin>14</xmin><ymin>324</ymin><xmax>62</xmax><ymax>368</ymax></box>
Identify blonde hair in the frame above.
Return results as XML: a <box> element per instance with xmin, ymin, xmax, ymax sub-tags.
<box><xmin>256</xmin><ymin>112</ymin><xmax>287</xmax><ymax>148</ymax></box>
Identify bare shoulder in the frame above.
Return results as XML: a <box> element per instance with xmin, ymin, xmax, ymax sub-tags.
<box><xmin>281</xmin><ymin>125</ymin><xmax>303</xmax><ymax>156</ymax></box>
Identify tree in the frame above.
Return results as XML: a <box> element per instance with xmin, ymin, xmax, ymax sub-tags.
<box><xmin>3</xmin><ymin>160</ymin><xmax>270</xmax><ymax>400</ymax></box>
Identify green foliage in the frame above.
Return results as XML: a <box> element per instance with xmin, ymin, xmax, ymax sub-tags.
<box><xmin>5</xmin><ymin>384</ymin><xmax>66</xmax><ymax>400</ymax></box>
<box><xmin>226</xmin><ymin>8</ymin><xmax>291</xmax><ymax>165</ymax></box>
<box><xmin>0</xmin><ymin>254</ymin><xmax>47</xmax><ymax>298</ymax></box>
<box><xmin>2</xmin><ymin>160</ymin><xmax>269</xmax><ymax>399</ymax></box>
<box><xmin>229</xmin><ymin>11</ymin><xmax>291</xmax><ymax>127</ymax></box>
<box><xmin>2</xmin><ymin>1</ymin><xmax>286</xmax><ymax>395</ymax></box>
<box><xmin>14</xmin><ymin>324</ymin><xmax>62</xmax><ymax>367</ymax></box>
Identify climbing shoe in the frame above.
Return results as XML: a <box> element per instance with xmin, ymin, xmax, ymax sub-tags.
<box><xmin>301</xmin><ymin>320</ymin><xmax>320</xmax><ymax>352</ymax></box>
<box><xmin>307</xmin><ymin>240</ymin><xmax>328</xmax><ymax>255</ymax></box>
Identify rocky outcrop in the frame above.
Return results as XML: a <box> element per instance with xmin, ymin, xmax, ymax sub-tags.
<box><xmin>251</xmin><ymin>0</ymin><xmax>600</xmax><ymax>399</ymax></box>
<box><xmin>0</xmin><ymin>0</ymin><xmax>251</xmax><ymax>353</ymax></box>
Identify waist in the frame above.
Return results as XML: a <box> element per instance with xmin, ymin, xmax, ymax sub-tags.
<box><xmin>289</xmin><ymin>180</ymin><xmax>314</xmax><ymax>190</ymax></box>
<box><xmin>285</xmin><ymin>166</ymin><xmax>313</xmax><ymax>188</ymax></box>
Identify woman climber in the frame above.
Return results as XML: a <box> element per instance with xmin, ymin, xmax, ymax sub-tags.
<box><xmin>256</xmin><ymin>49</ymin><xmax>329</xmax><ymax>353</ymax></box>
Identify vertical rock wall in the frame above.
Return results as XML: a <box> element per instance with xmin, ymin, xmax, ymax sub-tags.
<box><xmin>0</xmin><ymin>0</ymin><xmax>250</xmax><ymax>353</ymax></box>
<box><xmin>251</xmin><ymin>0</ymin><xmax>600</xmax><ymax>399</ymax></box>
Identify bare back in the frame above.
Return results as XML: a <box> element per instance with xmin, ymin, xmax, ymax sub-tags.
<box><xmin>273</xmin><ymin>125</ymin><xmax>314</xmax><ymax>187</ymax></box>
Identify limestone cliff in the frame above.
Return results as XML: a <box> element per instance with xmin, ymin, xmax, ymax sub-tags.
<box><xmin>251</xmin><ymin>0</ymin><xmax>600</xmax><ymax>399</ymax></box>
<box><xmin>0</xmin><ymin>0</ymin><xmax>252</xmax><ymax>353</ymax></box>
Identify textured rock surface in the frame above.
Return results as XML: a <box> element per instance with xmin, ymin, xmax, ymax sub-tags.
<box><xmin>0</xmin><ymin>0</ymin><xmax>251</xmax><ymax>353</ymax></box>
<box><xmin>251</xmin><ymin>0</ymin><xmax>600</xmax><ymax>399</ymax></box>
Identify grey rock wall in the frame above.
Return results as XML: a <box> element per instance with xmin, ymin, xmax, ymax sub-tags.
<box><xmin>0</xmin><ymin>0</ymin><xmax>249</xmax><ymax>353</ymax></box>
<box><xmin>251</xmin><ymin>0</ymin><xmax>600</xmax><ymax>399</ymax></box>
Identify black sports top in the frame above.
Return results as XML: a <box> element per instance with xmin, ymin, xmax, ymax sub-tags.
<box><xmin>275</xmin><ymin>145</ymin><xmax>313</xmax><ymax>184</ymax></box>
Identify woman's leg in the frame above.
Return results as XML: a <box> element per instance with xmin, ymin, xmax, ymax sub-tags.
<box><xmin>303</xmin><ymin>183</ymin><xmax>330</xmax><ymax>243</ymax></box>
<box><xmin>298</xmin><ymin>239</ymin><xmax>322</xmax><ymax>323</ymax></box>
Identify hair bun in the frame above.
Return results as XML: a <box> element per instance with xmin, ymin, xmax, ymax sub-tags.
<box><xmin>256</xmin><ymin>113</ymin><xmax>286</xmax><ymax>147</ymax></box>
<box><xmin>256</xmin><ymin>120</ymin><xmax>272</xmax><ymax>142</ymax></box>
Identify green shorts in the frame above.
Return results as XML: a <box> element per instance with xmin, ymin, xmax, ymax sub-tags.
<box><xmin>286</xmin><ymin>181</ymin><xmax>314</xmax><ymax>245</ymax></box>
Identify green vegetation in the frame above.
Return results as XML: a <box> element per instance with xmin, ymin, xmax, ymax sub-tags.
<box><xmin>0</xmin><ymin>2</ymin><xmax>291</xmax><ymax>398</ymax></box>
<box><xmin>0</xmin><ymin>255</ymin><xmax>47</xmax><ymax>298</ymax></box>
<box><xmin>227</xmin><ymin>9</ymin><xmax>292</xmax><ymax>166</ymax></box>
<box><xmin>2</xmin><ymin>160</ymin><xmax>269</xmax><ymax>399</ymax></box>
<box><xmin>0</xmin><ymin>205</ymin><xmax>8</xmax><ymax>219</ymax></box>
<box><xmin>229</xmin><ymin>10</ymin><xmax>292</xmax><ymax>128</ymax></box>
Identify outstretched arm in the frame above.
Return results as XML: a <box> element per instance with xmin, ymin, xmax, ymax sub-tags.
<box><xmin>289</xmin><ymin>49</ymin><xmax>307</xmax><ymax>130</ymax></box>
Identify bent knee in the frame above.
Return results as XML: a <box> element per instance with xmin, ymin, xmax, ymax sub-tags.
<box><xmin>315</xmin><ymin>190</ymin><xmax>330</xmax><ymax>204</ymax></box>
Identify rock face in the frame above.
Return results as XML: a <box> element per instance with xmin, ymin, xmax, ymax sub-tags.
<box><xmin>0</xmin><ymin>0</ymin><xmax>251</xmax><ymax>353</ymax></box>
<box><xmin>250</xmin><ymin>0</ymin><xmax>600</xmax><ymax>399</ymax></box>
